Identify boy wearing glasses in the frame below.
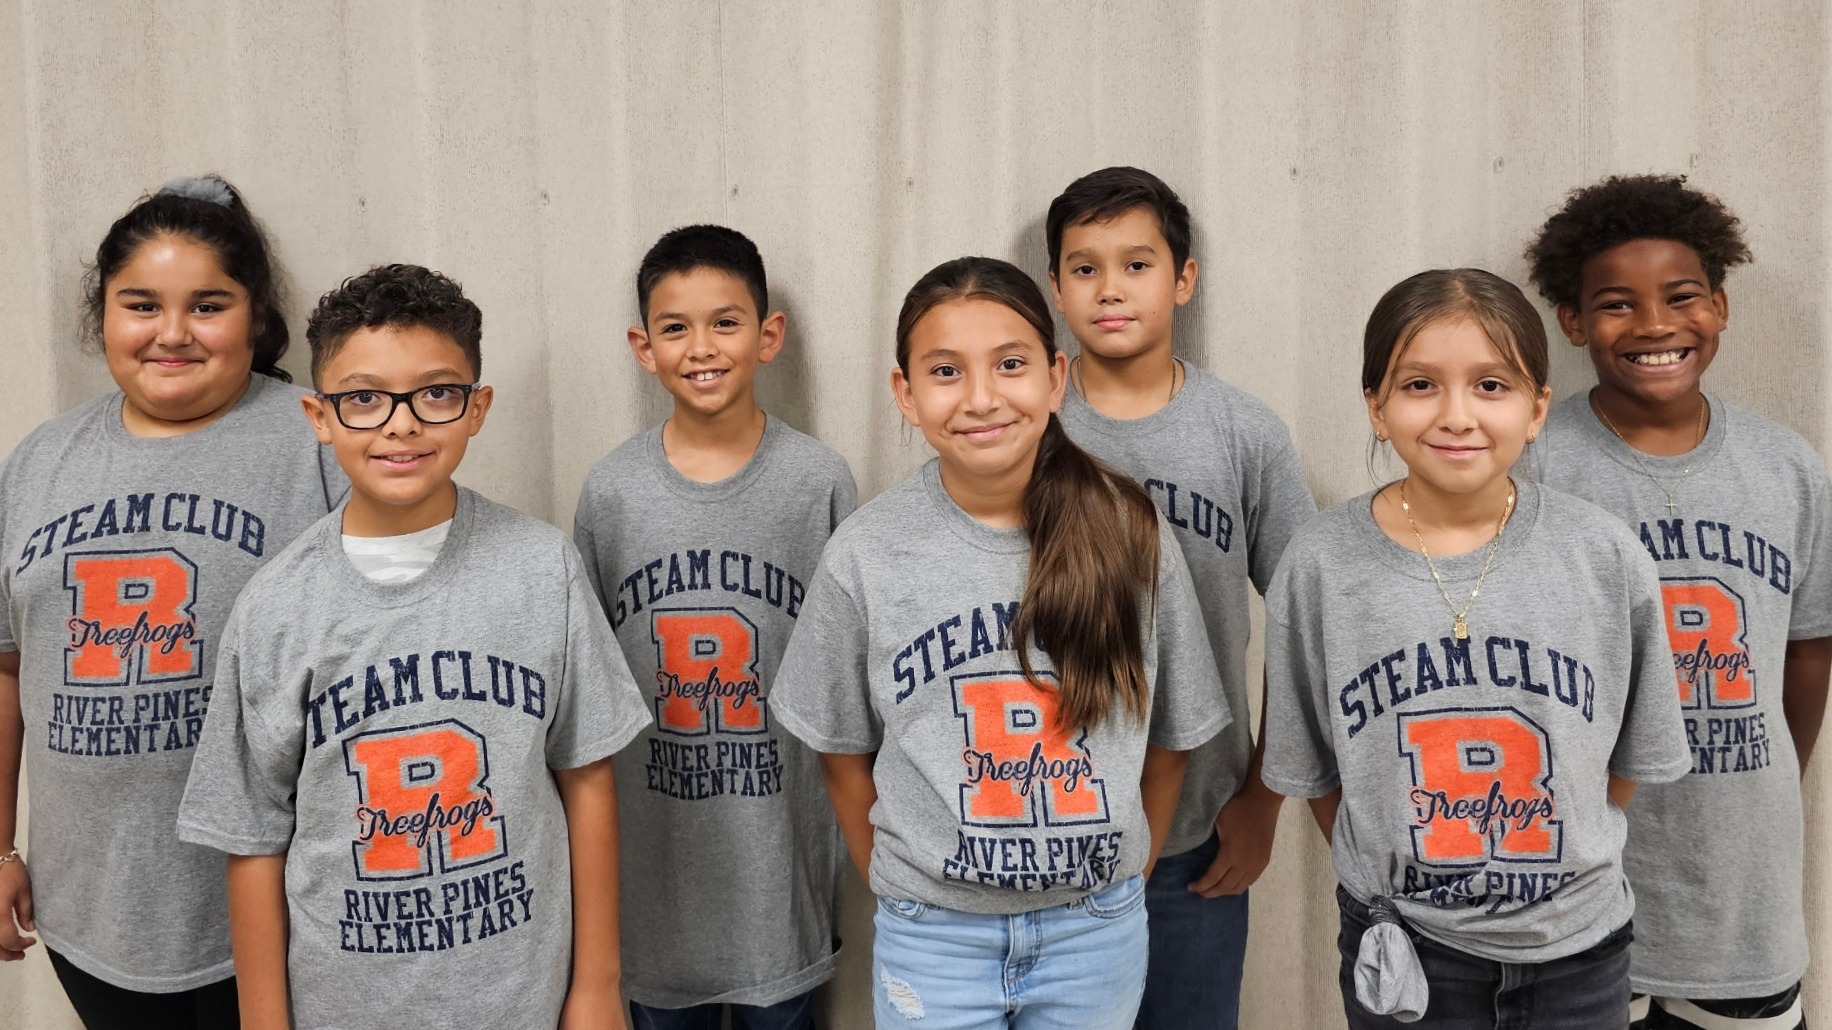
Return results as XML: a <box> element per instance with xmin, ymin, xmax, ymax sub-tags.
<box><xmin>178</xmin><ymin>264</ymin><xmax>650</xmax><ymax>1029</ymax></box>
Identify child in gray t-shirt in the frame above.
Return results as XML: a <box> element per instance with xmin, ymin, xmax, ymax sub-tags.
<box><xmin>1264</xmin><ymin>268</ymin><xmax>1690</xmax><ymax>1029</ymax></box>
<box><xmin>775</xmin><ymin>257</ymin><xmax>1229</xmax><ymax>1030</ymax></box>
<box><xmin>0</xmin><ymin>178</ymin><xmax>345</xmax><ymax>1021</ymax></box>
<box><xmin>573</xmin><ymin>226</ymin><xmax>856</xmax><ymax>1021</ymax></box>
<box><xmin>179</xmin><ymin>265</ymin><xmax>650</xmax><ymax>1030</ymax></box>
<box><xmin>1526</xmin><ymin>175</ymin><xmax>1832</xmax><ymax>1030</ymax></box>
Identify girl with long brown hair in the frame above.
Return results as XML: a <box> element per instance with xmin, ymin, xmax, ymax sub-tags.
<box><xmin>772</xmin><ymin>256</ymin><xmax>1229</xmax><ymax>1028</ymax></box>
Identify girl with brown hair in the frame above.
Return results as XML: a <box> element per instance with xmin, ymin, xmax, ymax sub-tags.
<box><xmin>772</xmin><ymin>256</ymin><xmax>1230</xmax><ymax>1028</ymax></box>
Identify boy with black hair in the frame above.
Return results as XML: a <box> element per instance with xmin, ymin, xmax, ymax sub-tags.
<box><xmin>1046</xmin><ymin>166</ymin><xmax>1317</xmax><ymax>1030</ymax></box>
<box><xmin>178</xmin><ymin>264</ymin><xmax>650</xmax><ymax>1029</ymax></box>
<box><xmin>1528</xmin><ymin>175</ymin><xmax>1832</xmax><ymax>1030</ymax></box>
<box><xmin>574</xmin><ymin>225</ymin><xmax>854</xmax><ymax>1028</ymax></box>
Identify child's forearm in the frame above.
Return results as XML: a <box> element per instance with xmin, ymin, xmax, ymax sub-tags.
<box><xmin>555</xmin><ymin>759</ymin><xmax>622</xmax><ymax>1005</ymax></box>
<box><xmin>227</xmin><ymin>852</ymin><xmax>291</xmax><ymax>1030</ymax></box>
<box><xmin>1782</xmin><ymin>637</ymin><xmax>1832</xmax><ymax>773</ymax></box>
<box><xmin>817</xmin><ymin>752</ymin><xmax>877</xmax><ymax>883</ymax></box>
<box><xmin>1139</xmin><ymin>745</ymin><xmax>1190</xmax><ymax>878</ymax></box>
<box><xmin>0</xmin><ymin>652</ymin><xmax>21</xmax><ymax>852</ymax></box>
<box><xmin>1607</xmin><ymin>774</ymin><xmax>1637</xmax><ymax>809</ymax></box>
<box><xmin>1307</xmin><ymin>790</ymin><xmax>1341</xmax><ymax>845</ymax></box>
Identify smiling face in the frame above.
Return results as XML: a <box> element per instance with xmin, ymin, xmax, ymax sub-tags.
<box><xmin>101</xmin><ymin>234</ymin><xmax>256</xmax><ymax>435</ymax></box>
<box><xmin>1049</xmin><ymin>206</ymin><xmax>1196</xmax><ymax>363</ymax></box>
<box><xmin>1557</xmin><ymin>237</ymin><xmax>1727</xmax><ymax>413</ymax></box>
<box><xmin>629</xmin><ymin>266</ymin><xmax>782</xmax><ymax>424</ymax></box>
<box><xmin>301</xmin><ymin>324</ymin><xmax>492</xmax><ymax>537</ymax></box>
<box><xmin>893</xmin><ymin>297</ymin><xmax>1067</xmax><ymax>504</ymax></box>
<box><xmin>1367</xmin><ymin>317</ymin><xmax>1550</xmax><ymax>507</ymax></box>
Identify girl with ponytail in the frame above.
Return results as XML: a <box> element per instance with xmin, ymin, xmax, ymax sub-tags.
<box><xmin>773</xmin><ymin>256</ymin><xmax>1230</xmax><ymax>1028</ymax></box>
<box><xmin>0</xmin><ymin>176</ymin><xmax>344</xmax><ymax>1027</ymax></box>
<box><xmin>1259</xmin><ymin>269</ymin><xmax>1689</xmax><ymax>1028</ymax></box>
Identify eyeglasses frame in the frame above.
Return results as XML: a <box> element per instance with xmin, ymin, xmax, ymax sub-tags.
<box><xmin>315</xmin><ymin>383</ymin><xmax>482</xmax><ymax>430</ymax></box>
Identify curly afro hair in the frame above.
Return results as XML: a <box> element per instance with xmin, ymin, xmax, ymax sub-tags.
<box><xmin>1525</xmin><ymin>174</ymin><xmax>1750</xmax><ymax>310</ymax></box>
<box><xmin>306</xmin><ymin>264</ymin><xmax>483</xmax><ymax>386</ymax></box>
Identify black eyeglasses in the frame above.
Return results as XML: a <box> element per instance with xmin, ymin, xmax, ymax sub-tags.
<box><xmin>317</xmin><ymin>384</ymin><xmax>480</xmax><ymax>430</ymax></box>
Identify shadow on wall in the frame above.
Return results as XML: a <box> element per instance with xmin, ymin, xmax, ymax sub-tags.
<box><xmin>756</xmin><ymin>287</ymin><xmax>815</xmax><ymax>437</ymax></box>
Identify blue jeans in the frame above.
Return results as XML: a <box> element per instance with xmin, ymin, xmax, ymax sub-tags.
<box><xmin>872</xmin><ymin>875</ymin><xmax>1149</xmax><ymax>1029</ymax></box>
<box><xmin>629</xmin><ymin>991</ymin><xmax>817</xmax><ymax>1030</ymax></box>
<box><xmin>1336</xmin><ymin>886</ymin><xmax>1632</xmax><ymax>1029</ymax></box>
<box><xmin>1136</xmin><ymin>830</ymin><xmax>1248</xmax><ymax>1030</ymax></box>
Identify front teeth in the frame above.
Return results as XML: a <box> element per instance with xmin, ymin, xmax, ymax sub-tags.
<box><xmin>1629</xmin><ymin>350</ymin><xmax>1688</xmax><ymax>366</ymax></box>
<box><xmin>382</xmin><ymin>455</ymin><xmax>421</xmax><ymax>463</ymax></box>
<box><xmin>688</xmin><ymin>371</ymin><xmax>722</xmax><ymax>381</ymax></box>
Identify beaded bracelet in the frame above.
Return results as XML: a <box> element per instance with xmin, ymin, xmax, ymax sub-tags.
<box><xmin>0</xmin><ymin>848</ymin><xmax>19</xmax><ymax>870</ymax></box>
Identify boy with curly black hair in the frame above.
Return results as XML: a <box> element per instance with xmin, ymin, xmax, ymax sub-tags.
<box><xmin>1527</xmin><ymin>175</ymin><xmax>1832</xmax><ymax>1030</ymax></box>
<box><xmin>178</xmin><ymin>264</ymin><xmax>650</xmax><ymax>1029</ymax></box>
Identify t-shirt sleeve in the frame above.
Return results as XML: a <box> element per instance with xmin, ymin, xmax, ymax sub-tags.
<box><xmin>1608</xmin><ymin>539</ymin><xmax>1693</xmax><ymax>783</ymax></box>
<box><xmin>570</xmin><ymin>482</ymin><xmax>611</xmax><ymax>614</ymax></box>
<box><xmin>1147</xmin><ymin>527</ymin><xmax>1230</xmax><ymax>750</ymax></box>
<box><xmin>176</xmin><ymin>605</ymin><xmax>302</xmax><ymax>855</ymax></box>
<box><xmin>830</xmin><ymin>459</ymin><xmax>859</xmax><ymax>531</ymax></box>
<box><xmin>1787</xmin><ymin>461</ymin><xmax>1832</xmax><ymax>640</ymax></box>
<box><xmin>1259</xmin><ymin>562</ymin><xmax>1340</xmax><ymax>798</ymax></box>
<box><xmin>317</xmin><ymin>441</ymin><xmax>351</xmax><ymax>510</ymax></box>
<box><xmin>546</xmin><ymin>543</ymin><xmax>650</xmax><ymax>770</ymax></box>
<box><xmin>772</xmin><ymin>563</ymin><xmax>878</xmax><ymax>753</ymax></box>
<box><xmin>0</xmin><ymin>457</ymin><xmax>18</xmax><ymax>653</ymax></box>
<box><xmin>1245</xmin><ymin>424</ymin><xmax>1317</xmax><ymax>596</ymax></box>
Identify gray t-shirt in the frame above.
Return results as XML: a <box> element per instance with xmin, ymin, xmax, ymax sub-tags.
<box><xmin>1262</xmin><ymin>480</ymin><xmax>1690</xmax><ymax>964</ymax></box>
<box><xmin>772</xmin><ymin>459</ymin><xmax>1230</xmax><ymax>915</ymax></box>
<box><xmin>1535</xmin><ymin>392</ymin><xmax>1832</xmax><ymax>997</ymax></box>
<box><xmin>0</xmin><ymin>375</ymin><xmax>344</xmax><ymax>991</ymax></box>
<box><xmin>177</xmin><ymin>488</ymin><xmax>650</xmax><ymax>1030</ymax></box>
<box><xmin>573</xmin><ymin>417</ymin><xmax>856</xmax><ymax>1008</ymax></box>
<box><xmin>1060</xmin><ymin>366</ymin><xmax>1317</xmax><ymax>855</ymax></box>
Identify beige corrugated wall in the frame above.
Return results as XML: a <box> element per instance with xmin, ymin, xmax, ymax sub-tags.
<box><xmin>3</xmin><ymin>2</ymin><xmax>1829</xmax><ymax>1027</ymax></box>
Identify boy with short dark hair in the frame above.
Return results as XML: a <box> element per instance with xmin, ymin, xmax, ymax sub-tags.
<box><xmin>1046</xmin><ymin>167</ymin><xmax>1317</xmax><ymax>1030</ymax></box>
<box><xmin>179</xmin><ymin>263</ymin><xmax>650</xmax><ymax>1029</ymax></box>
<box><xmin>574</xmin><ymin>225</ymin><xmax>855</xmax><ymax>1028</ymax></box>
<box><xmin>1528</xmin><ymin>175</ymin><xmax>1832</xmax><ymax>1030</ymax></box>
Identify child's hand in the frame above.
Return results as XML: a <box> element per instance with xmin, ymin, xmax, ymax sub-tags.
<box><xmin>1189</xmin><ymin>784</ymin><xmax>1283</xmax><ymax>897</ymax></box>
<box><xmin>558</xmin><ymin>985</ymin><xmax>625</xmax><ymax>1030</ymax></box>
<box><xmin>0</xmin><ymin>855</ymin><xmax>37</xmax><ymax>961</ymax></box>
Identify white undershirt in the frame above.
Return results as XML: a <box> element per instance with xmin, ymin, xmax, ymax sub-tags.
<box><xmin>341</xmin><ymin>520</ymin><xmax>452</xmax><ymax>584</ymax></box>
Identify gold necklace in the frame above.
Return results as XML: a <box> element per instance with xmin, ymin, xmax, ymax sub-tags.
<box><xmin>1592</xmin><ymin>398</ymin><xmax>1707</xmax><ymax>516</ymax></box>
<box><xmin>1071</xmin><ymin>356</ymin><xmax>1180</xmax><ymax>404</ymax></box>
<box><xmin>1398</xmin><ymin>481</ymin><xmax>1514</xmax><ymax>641</ymax></box>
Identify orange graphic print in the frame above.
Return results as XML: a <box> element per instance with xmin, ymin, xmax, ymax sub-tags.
<box><xmin>650</xmin><ymin>608</ymin><xmax>765</xmax><ymax>736</ymax></box>
<box><xmin>344</xmin><ymin>720</ymin><xmax>506</xmax><ymax>881</ymax></box>
<box><xmin>1399</xmin><ymin>708</ymin><xmax>1561</xmax><ymax>866</ymax></box>
<box><xmin>1663</xmin><ymin>578</ymin><xmax>1755</xmax><ymax>709</ymax></box>
<box><xmin>952</xmin><ymin>673</ymin><xmax>1109</xmax><ymax>828</ymax></box>
<box><xmin>63</xmin><ymin>550</ymin><xmax>200</xmax><ymax>686</ymax></box>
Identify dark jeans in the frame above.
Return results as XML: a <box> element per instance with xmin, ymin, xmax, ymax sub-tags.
<box><xmin>1634</xmin><ymin>983</ymin><xmax>1806</xmax><ymax>1029</ymax></box>
<box><xmin>1336</xmin><ymin>886</ymin><xmax>1632</xmax><ymax>1030</ymax></box>
<box><xmin>630</xmin><ymin>990</ymin><xmax>818</xmax><ymax>1030</ymax></box>
<box><xmin>1135</xmin><ymin>830</ymin><xmax>1249</xmax><ymax>1030</ymax></box>
<box><xmin>47</xmin><ymin>949</ymin><xmax>239</xmax><ymax>1030</ymax></box>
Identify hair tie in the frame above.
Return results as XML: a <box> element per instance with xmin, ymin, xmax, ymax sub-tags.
<box><xmin>156</xmin><ymin>176</ymin><xmax>235</xmax><ymax>207</ymax></box>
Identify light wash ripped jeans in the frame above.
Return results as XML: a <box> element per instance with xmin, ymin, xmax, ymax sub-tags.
<box><xmin>871</xmin><ymin>874</ymin><xmax>1149</xmax><ymax>1030</ymax></box>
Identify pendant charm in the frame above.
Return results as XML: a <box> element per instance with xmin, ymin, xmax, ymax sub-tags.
<box><xmin>1453</xmin><ymin>615</ymin><xmax>1468</xmax><ymax>640</ymax></box>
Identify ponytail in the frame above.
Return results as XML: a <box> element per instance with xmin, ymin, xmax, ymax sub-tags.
<box><xmin>895</xmin><ymin>256</ymin><xmax>1160</xmax><ymax>734</ymax></box>
<box><xmin>1014</xmin><ymin>415</ymin><xmax>1159</xmax><ymax>732</ymax></box>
